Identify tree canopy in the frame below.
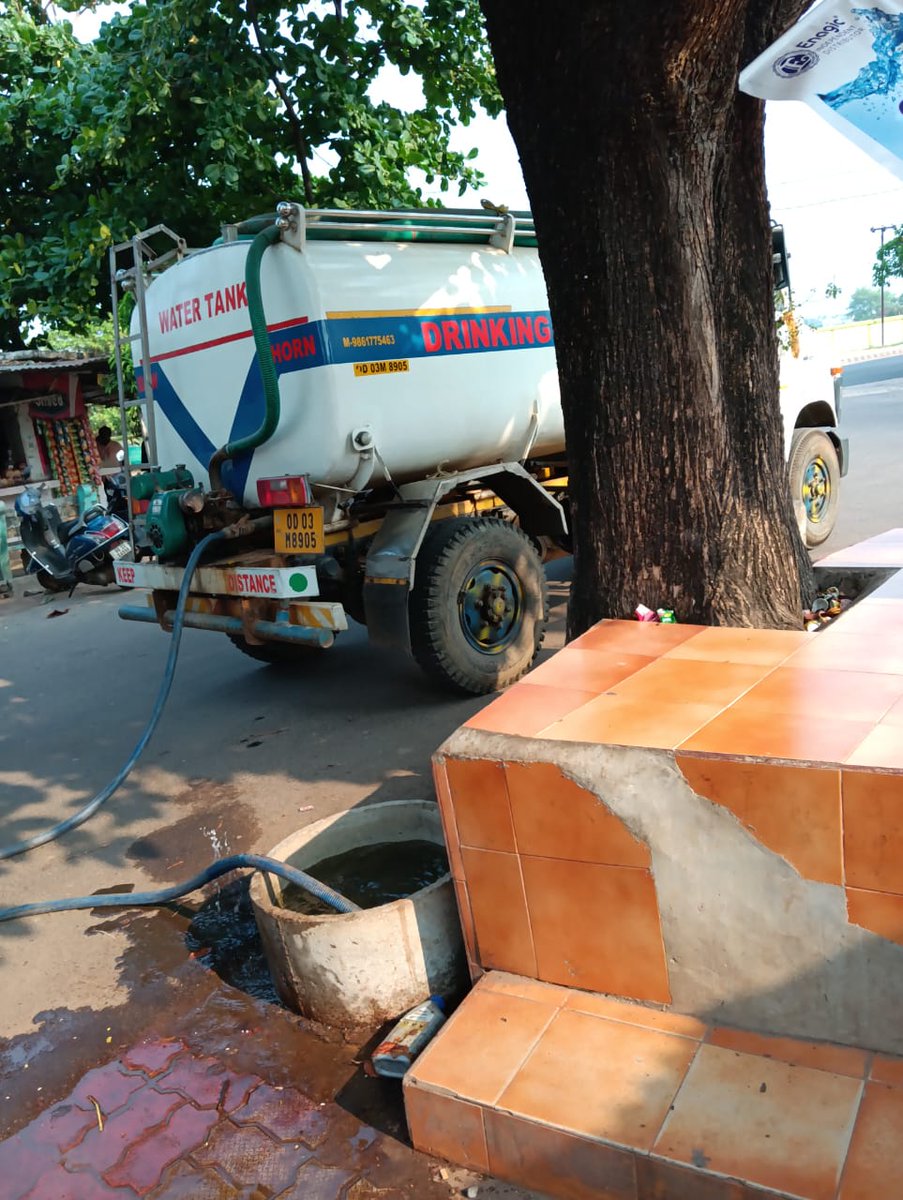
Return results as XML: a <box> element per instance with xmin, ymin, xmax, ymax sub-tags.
<box><xmin>845</xmin><ymin>285</ymin><xmax>903</xmax><ymax>323</ymax></box>
<box><xmin>0</xmin><ymin>0</ymin><xmax>500</xmax><ymax>349</ymax></box>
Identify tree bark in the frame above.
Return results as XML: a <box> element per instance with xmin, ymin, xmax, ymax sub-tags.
<box><xmin>480</xmin><ymin>0</ymin><xmax>815</xmax><ymax>635</ymax></box>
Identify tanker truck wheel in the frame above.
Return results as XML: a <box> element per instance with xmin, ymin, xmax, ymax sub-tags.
<box><xmin>410</xmin><ymin>517</ymin><xmax>548</xmax><ymax>695</ymax></box>
<box><xmin>227</xmin><ymin>634</ymin><xmax>330</xmax><ymax>666</ymax></box>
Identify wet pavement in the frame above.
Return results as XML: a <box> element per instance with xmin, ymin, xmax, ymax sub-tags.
<box><xmin>0</xmin><ymin>880</ymin><xmax>537</xmax><ymax>1199</ymax></box>
<box><xmin>0</xmin><ymin>573</ymin><xmax>565</xmax><ymax>1198</ymax></box>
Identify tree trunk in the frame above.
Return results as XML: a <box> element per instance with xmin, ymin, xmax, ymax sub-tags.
<box><xmin>480</xmin><ymin>0</ymin><xmax>815</xmax><ymax>635</ymax></box>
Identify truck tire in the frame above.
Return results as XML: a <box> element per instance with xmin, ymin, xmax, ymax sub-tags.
<box><xmin>788</xmin><ymin>428</ymin><xmax>840</xmax><ymax>548</ymax></box>
<box><xmin>227</xmin><ymin>634</ymin><xmax>329</xmax><ymax>666</ymax></box>
<box><xmin>410</xmin><ymin>517</ymin><xmax>548</xmax><ymax>695</ymax></box>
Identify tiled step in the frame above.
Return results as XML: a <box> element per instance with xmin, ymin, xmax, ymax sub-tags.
<box><xmin>404</xmin><ymin>972</ymin><xmax>903</xmax><ymax>1200</ymax></box>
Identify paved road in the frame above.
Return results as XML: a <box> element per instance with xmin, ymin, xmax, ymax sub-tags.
<box><xmin>815</xmin><ymin>361</ymin><xmax>903</xmax><ymax>557</ymax></box>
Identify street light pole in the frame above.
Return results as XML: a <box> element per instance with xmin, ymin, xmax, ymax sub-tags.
<box><xmin>871</xmin><ymin>224</ymin><xmax>894</xmax><ymax>347</ymax></box>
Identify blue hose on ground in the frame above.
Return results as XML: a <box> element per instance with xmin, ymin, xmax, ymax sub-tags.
<box><xmin>0</xmin><ymin>529</ymin><xmax>228</xmax><ymax>861</ymax></box>
<box><xmin>0</xmin><ymin>853</ymin><xmax>359</xmax><ymax>922</ymax></box>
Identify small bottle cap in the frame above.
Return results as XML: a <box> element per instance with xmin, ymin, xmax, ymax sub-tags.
<box><xmin>429</xmin><ymin>995</ymin><xmax>446</xmax><ymax>1012</ymax></box>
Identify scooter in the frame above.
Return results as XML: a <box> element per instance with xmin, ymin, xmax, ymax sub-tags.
<box><xmin>15</xmin><ymin>483</ymin><xmax>130</xmax><ymax>594</ymax></box>
<box><xmin>103</xmin><ymin>470</ymin><xmax>130</xmax><ymax>522</ymax></box>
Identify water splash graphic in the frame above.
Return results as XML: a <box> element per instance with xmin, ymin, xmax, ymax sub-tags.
<box><xmin>816</xmin><ymin>8</ymin><xmax>903</xmax><ymax>158</ymax></box>
<box><xmin>821</xmin><ymin>8</ymin><xmax>903</xmax><ymax>108</ymax></box>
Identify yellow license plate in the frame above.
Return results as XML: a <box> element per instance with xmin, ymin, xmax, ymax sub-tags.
<box><xmin>274</xmin><ymin>506</ymin><xmax>325</xmax><ymax>555</ymax></box>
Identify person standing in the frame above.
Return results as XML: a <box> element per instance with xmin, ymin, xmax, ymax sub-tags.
<box><xmin>96</xmin><ymin>426</ymin><xmax>123</xmax><ymax>468</ymax></box>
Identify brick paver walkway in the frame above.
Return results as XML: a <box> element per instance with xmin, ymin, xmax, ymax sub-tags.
<box><xmin>1</xmin><ymin>1037</ymin><xmax>380</xmax><ymax>1199</ymax></box>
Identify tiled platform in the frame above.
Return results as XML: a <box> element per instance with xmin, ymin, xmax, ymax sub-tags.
<box><xmin>405</xmin><ymin>971</ymin><xmax>903</xmax><ymax>1200</ymax></box>
<box><xmin>412</xmin><ymin>533</ymin><xmax>903</xmax><ymax>1198</ymax></box>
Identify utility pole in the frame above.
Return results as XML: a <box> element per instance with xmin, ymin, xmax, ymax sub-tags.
<box><xmin>871</xmin><ymin>224</ymin><xmax>894</xmax><ymax>346</ymax></box>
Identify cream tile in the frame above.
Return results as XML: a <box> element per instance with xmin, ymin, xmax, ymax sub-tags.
<box><xmin>403</xmin><ymin>1085</ymin><xmax>488</xmax><ymax>1171</ymax></box>
<box><xmin>408</xmin><ymin>988</ymin><xmax>556</xmax><ymax>1105</ymax></box>
<box><xmin>706</xmin><ymin>1026</ymin><xmax>868</xmax><ymax>1079</ymax></box>
<box><xmin>499</xmin><ymin>1007</ymin><xmax>697</xmax><ymax>1150</ymax></box>
<box><xmin>839</xmin><ymin>1081</ymin><xmax>903</xmax><ymax>1200</ymax></box>
<box><xmin>466</xmin><ymin>684</ymin><xmax>599</xmax><ymax>737</ymax></box>
<box><xmin>655</xmin><ymin>1043</ymin><xmax>862</xmax><ymax>1200</ymax></box>
<box><xmin>563</xmin><ymin>992</ymin><xmax>706</xmax><ymax>1040</ymax></box>
<box><xmin>485</xmin><ymin>1108</ymin><xmax>637</xmax><ymax>1199</ymax></box>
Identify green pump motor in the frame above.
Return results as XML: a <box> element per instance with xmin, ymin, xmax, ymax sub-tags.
<box><xmin>134</xmin><ymin>466</ymin><xmax>196</xmax><ymax>561</ymax></box>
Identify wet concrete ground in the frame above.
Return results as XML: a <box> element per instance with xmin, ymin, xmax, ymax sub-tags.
<box><xmin>0</xmin><ymin>572</ymin><xmax>567</xmax><ymax>1197</ymax></box>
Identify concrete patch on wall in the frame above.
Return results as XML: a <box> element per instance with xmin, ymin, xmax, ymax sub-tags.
<box><xmin>441</xmin><ymin>727</ymin><xmax>903</xmax><ymax>1055</ymax></box>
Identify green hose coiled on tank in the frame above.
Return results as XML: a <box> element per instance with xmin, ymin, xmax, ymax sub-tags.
<box><xmin>208</xmin><ymin>221</ymin><xmax>283</xmax><ymax>490</ymax></box>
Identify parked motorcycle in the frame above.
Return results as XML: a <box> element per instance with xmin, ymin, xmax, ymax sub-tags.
<box><xmin>103</xmin><ymin>470</ymin><xmax>130</xmax><ymax>522</ymax></box>
<box><xmin>16</xmin><ymin>483</ymin><xmax>130</xmax><ymax>593</ymax></box>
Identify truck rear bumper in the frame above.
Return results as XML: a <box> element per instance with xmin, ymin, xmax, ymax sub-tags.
<box><xmin>119</xmin><ymin>604</ymin><xmax>335</xmax><ymax>647</ymax></box>
<box><xmin>115</xmin><ymin>558</ymin><xmax>349</xmax><ymax>634</ymax></box>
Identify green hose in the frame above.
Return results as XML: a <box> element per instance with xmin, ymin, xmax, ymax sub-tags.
<box><xmin>209</xmin><ymin>221</ymin><xmax>282</xmax><ymax>490</ymax></box>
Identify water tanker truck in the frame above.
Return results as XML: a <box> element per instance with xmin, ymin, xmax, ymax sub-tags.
<box><xmin>112</xmin><ymin>203</ymin><xmax>847</xmax><ymax>694</ymax></box>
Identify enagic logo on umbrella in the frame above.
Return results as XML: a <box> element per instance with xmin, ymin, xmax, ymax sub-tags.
<box><xmin>740</xmin><ymin>3</ymin><xmax>903</xmax><ymax>180</ymax></box>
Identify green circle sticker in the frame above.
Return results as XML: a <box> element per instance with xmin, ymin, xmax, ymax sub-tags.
<box><xmin>289</xmin><ymin>572</ymin><xmax>309</xmax><ymax>594</ymax></box>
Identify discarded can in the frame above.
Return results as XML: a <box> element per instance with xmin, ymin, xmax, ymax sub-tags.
<box><xmin>371</xmin><ymin>995</ymin><xmax>446</xmax><ymax>1079</ymax></box>
<box><xmin>634</xmin><ymin>604</ymin><xmax>659</xmax><ymax>622</ymax></box>
<box><xmin>657</xmin><ymin>609</ymin><xmax>676</xmax><ymax>624</ymax></box>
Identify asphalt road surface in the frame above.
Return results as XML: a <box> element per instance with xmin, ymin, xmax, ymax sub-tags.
<box><xmin>815</xmin><ymin>356</ymin><xmax>903</xmax><ymax>557</ymax></box>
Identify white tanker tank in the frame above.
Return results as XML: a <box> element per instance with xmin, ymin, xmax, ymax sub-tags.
<box><xmin>115</xmin><ymin>204</ymin><xmax>847</xmax><ymax>695</ymax></box>
<box><xmin>134</xmin><ymin>206</ymin><xmax>564</xmax><ymax>506</ymax></box>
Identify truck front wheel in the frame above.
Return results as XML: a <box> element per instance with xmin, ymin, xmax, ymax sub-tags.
<box><xmin>788</xmin><ymin>429</ymin><xmax>840</xmax><ymax>548</ymax></box>
<box><xmin>410</xmin><ymin>517</ymin><xmax>548</xmax><ymax>695</ymax></box>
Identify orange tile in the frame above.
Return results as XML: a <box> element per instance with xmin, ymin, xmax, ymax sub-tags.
<box><xmin>522</xmin><ymin>646</ymin><xmax>655</xmax><ymax>694</ymax></box>
<box><xmin>654</xmin><ymin>1043</ymin><xmax>863</xmax><ymax>1199</ymax></box>
<box><xmin>563</xmin><ymin>992</ymin><xmax>706</xmax><ymax>1040</ymax></box>
<box><xmin>706</xmin><ymin>1026</ymin><xmax>868</xmax><ymax>1079</ymax></box>
<box><xmin>484</xmin><ymin>1108</ymin><xmax>637</xmax><ymax>1200</ymax></box>
<box><xmin>636</xmin><ymin>1156</ymin><xmax>763</xmax><ymax>1200</ymax></box>
<box><xmin>846</xmin><ymin>887</ymin><xmax>903</xmax><ymax>946</ymax></box>
<box><xmin>676</xmin><ymin>757</ymin><xmax>842</xmax><ymax>885</ymax></box>
<box><xmin>870</xmin><ymin>1054</ymin><xmax>903</xmax><ymax>1088</ymax></box>
<box><xmin>541</xmin><ymin>692</ymin><xmax>722</xmax><ymax>750</ymax></box>
<box><xmin>408</xmin><ymin>987</ymin><xmax>555</xmax><ymax>1105</ymax></box>
<box><xmin>460</xmin><ymin>847</ymin><xmax>536</xmax><ymax>976</ymax></box>
<box><xmin>499</xmin><ymin>1007</ymin><xmax>697</xmax><ymax>1150</ymax></box>
<box><xmin>403</xmin><ymin>1086</ymin><xmax>488</xmax><ymax>1171</ymax></box>
<box><xmin>445</xmin><ymin>757</ymin><xmax>515</xmax><ymax>852</ymax></box>
<box><xmin>505</xmin><ymin>760</ymin><xmax>650</xmax><ymax>867</ymax></box>
<box><xmin>569</xmin><ymin>620</ymin><xmax>707</xmax><ymax>655</ymax></box>
<box><xmin>663</xmin><ymin>625</ymin><xmax>808</xmax><ymax>666</ymax></box>
<box><xmin>845</xmin><ymin>725</ymin><xmax>903</xmax><ymax>769</ymax></box>
<box><xmin>785</xmin><ymin>632</ymin><xmax>903</xmax><ymax>675</ymax></box>
<box><xmin>452</xmin><ymin>879</ymin><xmax>477</xmax><ymax>963</ymax></box>
<box><xmin>521</xmin><ymin>856</ymin><xmax>670</xmax><ymax>1003</ymax></box>
<box><xmin>433</xmin><ymin>757</ymin><xmax>464</xmax><ymax>881</ymax></box>
<box><xmin>477</xmin><ymin>971</ymin><xmax>571</xmax><ymax>1009</ymax></box>
<box><xmin>609</xmin><ymin>658</ymin><xmax>771</xmax><ymax>709</ymax></box>
<box><xmin>466</xmin><ymin>683</ymin><xmax>599</xmax><ymax>737</ymax></box>
<box><xmin>843</xmin><ymin>771</ymin><xmax>903</xmax><ymax>894</ymax></box>
<box><xmin>839</xmin><ymin>1081</ymin><xmax>903</xmax><ymax>1200</ymax></box>
<box><xmin>737</xmin><ymin>667</ymin><xmax>903</xmax><ymax>724</ymax></box>
<box><xmin>678</xmin><ymin>704</ymin><xmax>874</xmax><ymax>764</ymax></box>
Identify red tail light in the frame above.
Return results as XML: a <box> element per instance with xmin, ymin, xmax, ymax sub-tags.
<box><xmin>257</xmin><ymin>475</ymin><xmax>313</xmax><ymax>507</ymax></box>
